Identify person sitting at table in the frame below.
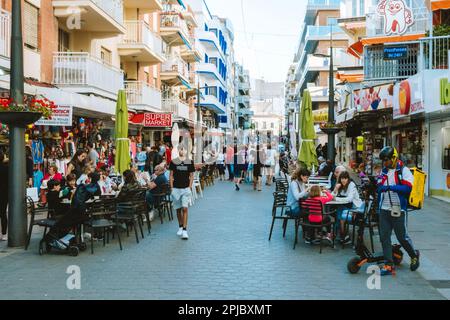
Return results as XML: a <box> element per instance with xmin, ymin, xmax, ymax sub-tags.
<box><xmin>47</xmin><ymin>180</ymin><xmax>65</xmax><ymax>217</ymax></box>
<box><xmin>329</xmin><ymin>165</ymin><xmax>346</xmax><ymax>190</ymax></box>
<box><xmin>76</xmin><ymin>165</ymin><xmax>94</xmax><ymax>186</ymax></box>
<box><xmin>145</xmin><ymin>164</ymin><xmax>169</xmax><ymax>214</ymax></box>
<box><xmin>332</xmin><ymin>171</ymin><xmax>364</xmax><ymax>244</ymax></box>
<box><xmin>287</xmin><ymin>168</ymin><xmax>310</xmax><ymax>217</ymax></box>
<box><xmin>303</xmin><ymin>185</ymin><xmax>334</xmax><ymax>244</ymax></box>
<box><xmin>116</xmin><ymin>170</ymin><xmax>141</xmax><ymax>202</ymax></box>
<box><xmin>60</xmin><ymin>174</ymin><xmax>77</xmax><ymax>201</ymax></box>
<box><xmin>98</xmin><ymin>166</ymin><xmax>116</xmax><ymax>195</ymax></box>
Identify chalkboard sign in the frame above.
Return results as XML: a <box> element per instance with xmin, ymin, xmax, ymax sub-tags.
<box><xmin>384</xmin><ymin>46</ymin><xmax>408</xmax><ymax>60</ymax></box>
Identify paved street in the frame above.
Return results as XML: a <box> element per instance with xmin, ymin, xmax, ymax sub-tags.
<box><xmin>0</xmin><ymin>179</ymin><xmax>447</xmax><ymax>300</ymax></box>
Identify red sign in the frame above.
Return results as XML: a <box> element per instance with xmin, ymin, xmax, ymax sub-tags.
<box><xmin>130</xmin><ymin>113</ymin><xmax>172</xmax><ymax>127</ymax></box>
<box><xmin>144</xmin><ymin>113</ymin><xmax>172</xmax><ymax>127</ymax></box>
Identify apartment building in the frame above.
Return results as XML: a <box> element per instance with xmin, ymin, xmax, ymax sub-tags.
<box><xmin>233</xmin><ymin>62</ymin><xmax>252</xmax><ymax>130</ymax></box>
<box><xmin>292</xmin><ymin>0</ymin><xmax>352</xmax><ymax>144</ymax></box>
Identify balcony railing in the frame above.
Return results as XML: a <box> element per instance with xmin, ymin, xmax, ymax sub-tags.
<box><xmin>162</xmin><ymin>55</ymin><xmax>189</xmax><ymax>79</ymax></box>
<box><xmin>125</xmin><ymin>81</ymin><xmax>162</xmax><ymax>109</ymax></box>
<box><xmin>53</xmin><ymin>52</ymin><xmax>124</xmax><ymax>96</ymax></box>
<box><xmin>162</xmin><ymin>98</ymin><xmax>190</xmax><ymax>119</ymax></box>
<box><xmin>123</xmin><ymin>20</ymin><xmax>163</xmax><ymax>57</ymax></box>
<box><xmin>92</xmin><ymin>0</ymin><xmax>124</xmax><ymax>25</ymax></box>
<box><xmin>0</xmin><ymin>9</ymin><xmax>10</xmax><ymax>58</ymax></box>
<box><xmin>420</xmin><ymin>35</ymin><xmax>450</xmax><ymax>70</ymax></box>
<box><xmin>160</xmin><ymin>12</ymin><xmax>189</xmax><ymax>37</ymax></box>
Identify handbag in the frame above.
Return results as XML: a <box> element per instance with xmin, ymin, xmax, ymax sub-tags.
<box><xmin>387</xmin><ymin>179</ymin><xmax>402</xmax><ymax>218</ymax></box>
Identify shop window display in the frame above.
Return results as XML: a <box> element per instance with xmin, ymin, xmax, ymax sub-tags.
<box><xmin>443</xmin><ymin>126</ymin><xmax>450</xmax><ymax>170</ymax></box>
<box><xmin>393</xmin><ymin>126</ymin><xmax>423</xmax><ymax>169</ymax></box>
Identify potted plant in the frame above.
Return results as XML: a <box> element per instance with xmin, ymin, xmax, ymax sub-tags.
<box><xmin>319</xmin><ymin>122</ymin><xmax>345</xmax><ymax>135</ymax></box>
<box><xmin>0</xmin><ymin>97</ymin><xmax>56</xmax><ymax>127</ymax></box>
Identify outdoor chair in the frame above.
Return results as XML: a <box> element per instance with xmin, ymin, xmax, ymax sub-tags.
<box><xmin>25</xmin><ymin>197</ymin><xmax>57</xmax><ymax>251</ymax></box>
<box><xmin>114</xmin><ymin>202</ymin><xmax>144</xmax><ymax>244</ymax></box>
<box><xmin>275</xmin><ymin>178</ymin><xmax>289</xmax><ymax>194</ymax></box>
<box><xmin>130</xmin><ymin>189</ymin><xmax>151</xmax><ymax>234</ymax></box>
<box><xmin>348</xmin><ymin>199</ymin><xmax>376</xmax><ymax>253</ymax></box>
<box><xmin>296</xmin><ymin>199</ymin><xmax>336</xmax><ymax>253</ymax></box>
<box><xmin>268</xmin><ymin>192</ymin><xmax>297</xmax><ymax>241</ymax></box>
<box><xmin>84</xmin><ymin>200</ymin><xmax>122</xmax><ymax>254</ymax></box>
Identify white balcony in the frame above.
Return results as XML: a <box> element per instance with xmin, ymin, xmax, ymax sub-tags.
<box><xmin>161</xmin><ymin>55</ymin><xmax>190</xmax><ymax>86</ymax></box>
<box><xmin>0</xmin><ymin>9</ymin><xmax>10</xmax><ymax>72</ymax></box>
<box><xmin>53</xmin><ymin>0</ymin><xmax>125</xmax><ymax>34</ymax></box>
<box><xmin>197</xmin><ymin>62</ymin><xmax>224</xmax><ymax>84</ymax></box>
<box><xmin>201</xmin><ymin>94</ymin><xmax>225</xmax><ymax>115</ymax></box>
<box><xmin>123</xmin><ymin>0</ymin><xmax>162</xmax><ymax>13</ymax></box>
<box><xmin>125</xmin><ymin>81</ymin><xmax>162</xmax><ymax>112</ymax></box>
<box><xmin>197</xmin><ymin>30</ymin><xmax>222</xmax><ymax>56</ymax></box>
<box><xmin>237</xmin><ymin>96</ymin><xmax>250</xmax><ymax>106</ymax></box>
<box><xmin>162</xmin><ymin>98</ymin><xmax>190</xmax><ymax>120</ymax></box>
<box><xmin>239</xmin><ymin>82</ymin><xmax>251</xmax><ymax>91</ymax></box>
<box><xmin>118</xmin><ymin>21</ymin><xmax>165</xmax><ymax>65</ymax></box>
<box><xmin>53</xmin><ymin>52</ymin><xmax>124</xmax><ymax>100</ymax></box>
<box><xmin>180</xmin><ymin>37</ymin><xmax>202</xmax><ymax>63</ymax></box>
<box><xmin>160</xmin><ymin>12</ymin><xmax>191</xmax><ymax>47</ymax></box>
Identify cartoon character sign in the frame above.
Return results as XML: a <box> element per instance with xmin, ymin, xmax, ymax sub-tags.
<box><xmin>377</xmin><ymin>0</ymin><xmax>414</xmax><ymax>36</ymax></box>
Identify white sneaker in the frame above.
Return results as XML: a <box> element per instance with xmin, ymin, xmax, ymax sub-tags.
<box><xmin>181</xmin><ymin>230</ymin><xmax>189</xmax><ymax>240</ymax></box>
<box><xmin>177</xmin><ymin>228</ymin><xmax>183</xmax><ymax>237</ymax></box>
<box><xmin>149</xmin><ymin>210</ymin><xmax>155</xmax><ymax>222</ymax></box>
<box><xmin>1</xmin><ymin>234</ymin><xmax>7</xmax><ymax>241</ymax></box>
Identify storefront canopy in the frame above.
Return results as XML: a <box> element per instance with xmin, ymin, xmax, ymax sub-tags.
<box><xmin>432</xmin><ymin>0</ymin><xmax>450</xmax><ymax>11</ymax></box>
<box><xmin>347</xmin><ymin>40</ymin><xmax>363</xmax><ymax>58</ymax></box>
<box><xmin>336</xmin><ymin>72</ymin><xmax>364</xmax><ymax>83</ymax></box>
<box><xmin>361</xmin><ymin>33</ymin><xmax>426</xmax><ymax>46</ymax></box>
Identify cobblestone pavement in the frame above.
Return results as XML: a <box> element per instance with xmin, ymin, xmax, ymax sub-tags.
<box><xmin>0</xmin><ymin>179</ymin><xmax>446</xmax><ymax>300</ymax></box>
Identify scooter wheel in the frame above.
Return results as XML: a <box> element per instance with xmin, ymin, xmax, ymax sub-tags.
<box><xmin>347</xmin><ymin>257</ymin><xmax>362</xmax><ymax>274</ymax></box>
<box><xmin>69</xmin><ymin>246</ymin><xmax>79</xmax><ymax>257</ymax></box>
<box><xmin>78</xmin><ymin>243</ymin><xmax>87</xmax><ymax>252</ymax></box>
<box><xmin>46</xmin><ymin>242</ymin><xmax>52</xmax><ymax>253</ymax></box>
<box><xmin>393</xmin><ymin>246</ymin><xmax>404</xmax><ymax>266</ymax></box>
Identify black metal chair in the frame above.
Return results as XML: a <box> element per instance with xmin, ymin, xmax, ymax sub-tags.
<box><xmin>25</xmin><ymin>197</ymin><xmax>57</xmax><ymax>251</ymax></box>
<box><xmin>84</xmin><ymin>199</ymin><xmax>122</xmax><ymax>254</ymax></box>
<box><xmin>130</xmin><ymin>189</ymin><xmax>151</xmax><ymax>234</ymax></box>
<box><xmin>268</xmin><ymin>192</ymin><xmax>297</xmax><ymax>241</ymax></box>
<box><xmin>297</xmin><ymin>199</ymin><xmax>336</xmax><ymax>253</ymax></box>
<box><xmin>348</xmin><ymin>199</ymin><xmax>376</xmax><ymax>253</ymax></box>
<box><xmin>114</xmin><ymin>202</ymin><xmax>144</xmax><ymax>243</ymax></box>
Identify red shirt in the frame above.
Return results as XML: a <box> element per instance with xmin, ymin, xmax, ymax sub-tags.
<box><xmin>165</xmin><ymin>147</ymin><xmax>172</xmax><ymax>164</ymax></box>
<box><xmin>42</xmin><ymin>172</ymin><xmax>63</xmax><ymax>183</ymax></box>
<box><xmin>304</xmin><ymin>191</ymin><xmax>334</xmax><ymax>223</ymax></box>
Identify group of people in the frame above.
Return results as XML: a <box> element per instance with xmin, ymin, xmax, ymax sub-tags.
<box><xmin>286</xmin><ymin>146</ymin><xmax>420</xmax><ymax>276</ymax></box>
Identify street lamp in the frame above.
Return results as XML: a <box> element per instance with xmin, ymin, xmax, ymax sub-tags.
<box><xmin>313</xmin><ymin>24</ymin><xmax>338</xmax><ymax>162</ymax></box>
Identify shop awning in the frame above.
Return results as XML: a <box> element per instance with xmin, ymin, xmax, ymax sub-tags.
<box><xmin>336</xmin><ymin>72</ymin><xmax>364</xmax><ymax>83</ymax></box>
<box><xmin>361</xmin><ymin>33</ymin><xmax>426</xmax><ymax>46</ymax></box>
<box><xmin>347</xmin><ymin>40</ymin><xmax>363</xmax><ymax>58</ymax></box>
<box><xmin>432</xmin><ymin>0</ymin><xmax>450</xmax><ymax>11</ymax></box>
<box><xmin>179</xmin><ymin>77</ymin><xmax>192</xmax><ymax>89</ymax></box>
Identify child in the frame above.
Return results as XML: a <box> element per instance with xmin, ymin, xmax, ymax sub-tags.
<box><xmin>304</xmin><ymin>185</ymin><xmax>334</xmax><ymax>244</ymax></box>
<box><xmin>61</xmin><ymin>174</ymin><xmax>77</xmax><ymax>201</ymax></box>
<box><xmin>47</xmin><ymin>180</ymin><xmax>64</xmax><ymax>217</ymax></box>
<box><xmin>76</xmin><ymin>166</ymin><xmax>94</xmax><ymax>186</ymax></box>
<box><xmin>136</xmin><ymin>146</ymin><xmax>147</xmax><ymax>172</ymax></box>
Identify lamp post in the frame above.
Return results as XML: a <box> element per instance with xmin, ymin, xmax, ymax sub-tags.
<box><xmin>314</xmin><ymin>24</ymin><xmax>337</xmax><ymax>162</ymax></box>
<box><xmin>9</xmin><ymin>0</ymin><xmax>26</xmax><ymax>247</ymax></box>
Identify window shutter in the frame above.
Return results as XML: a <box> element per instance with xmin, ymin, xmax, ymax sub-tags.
<box><xmin>24</xmin><ymin>1</ymin><xmax>39</xmax><ymax>50</ymax></box>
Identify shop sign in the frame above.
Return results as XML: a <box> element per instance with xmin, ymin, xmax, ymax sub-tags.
<box><xmin>377</xmin><ymin>0</ymin><xmax>415</xmax><ymax>36</ymax></box>
<box><xmin>353</xmin><ymin>83</ymin><xmax>394</xmax><ymax>112</ymax></box>
<box><xmin>143</xmin><ymin>113</ymin><xmax>172</xmax><ymax>127</ymax></box>
<box><xmin>393</xmin><ymin>74</ymin><xmax>424</xmax><ymax>119</ymax></box>
<box><xmin>35</xmin><ymin>105</ymin><xmax>72</xmax><ymax>126</ymax></box>
<box><xmin>383</xmin><ymin>46</ymin><xmax>408</xmax><ymax>60</ymax></box>
<box><xmin>440</xmin><ymin>78</ymin><xmax>450</xmax><ymax>105</ymax></box>
<box><xmin>313</xmin><ymin>109</ymin><xmax>328</xmax><ymax>123</ymax></box>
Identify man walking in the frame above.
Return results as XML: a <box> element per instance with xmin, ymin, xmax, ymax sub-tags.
<box><xmin>377</xmin><ymin>146</ymin><xmax>419</xmax><ymax>275</ymax></box>
<box><xmin>170</xmin><ymin>146</ymin><xmax>195</xmax><ymax>240</ymax></box>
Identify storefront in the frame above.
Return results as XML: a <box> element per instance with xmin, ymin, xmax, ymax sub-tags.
<box><xmin>130</xmin><ymin>112</ymin><xmax>173</xmax><ymax>147</ymax></box>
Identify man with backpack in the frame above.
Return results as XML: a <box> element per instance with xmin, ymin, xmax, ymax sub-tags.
<box><xmin>377</xmin><ymin>146</ymin><xmax>420</xmax><ymax>276</ymax></box>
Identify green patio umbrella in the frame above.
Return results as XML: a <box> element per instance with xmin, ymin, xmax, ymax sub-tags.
<box><xmin>298</xmin><ymin>90</ymin><xmax>318</xmax><ymax>170</ymax></box>
<box><xmin>115</xmin><ymin>90</ymin><xmax>131</xmax><ymax>174</ymax></box>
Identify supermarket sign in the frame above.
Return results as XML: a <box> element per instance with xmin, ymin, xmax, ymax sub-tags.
<box><xmin>35</xmin><ymin>105</ymin><xmax>73</xmax><ymax>126</ymax></box>
<box><xmin>130</xmin><ymin>113</ymin><xmax>172</xmax><ymax>127</ymax></box>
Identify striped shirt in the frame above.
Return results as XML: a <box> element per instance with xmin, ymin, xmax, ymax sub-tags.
<box><xmin>380</xmin><ymin>167</ymin><xmax>413</xmax><ymax>211</ymax></box>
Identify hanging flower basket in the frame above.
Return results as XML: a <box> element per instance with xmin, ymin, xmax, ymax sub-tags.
<box><xmin>320</xmin><ymin>122</ymin><xmax>345</xmax><ymax>135</ymax></box>
<box><xmin>0</xmin><ymin>98</ymin><xmax>55</xmax><ymax>127</ymax></box>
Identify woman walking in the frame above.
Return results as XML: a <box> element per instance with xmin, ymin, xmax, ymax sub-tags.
<box><xmin>216</xmin><ymin>148</ymin><xmax>226</xmax><ymax>181</ymax></box>
<box><xmin>233</xmin><ymin>145</ymin><xmax>245</xmax><ymax>191</ymax></box>
<box><xmin>251</xmin><ymin>144</ymin><xmax>263</xmax><ymax>191</ymax></box>
<box><xmin>67</xmin><ymin>150</ymin><xmax>87</xmax><ymax>180</ymax></box>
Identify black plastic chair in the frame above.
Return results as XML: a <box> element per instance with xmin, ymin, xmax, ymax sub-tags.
<box><xmin>268</xmin><ymin>192</ymin><xmax>297</xmax><ymax>241</ymax></box>
<box><xmin>25</xmin><ymin>197</ymin><xmax>57</xmax><ymax>251</ymax></box>
<box><xmin>114</xmin><ymin>202</ymin><xmax>143</xmax><ymax>243</ymax></box>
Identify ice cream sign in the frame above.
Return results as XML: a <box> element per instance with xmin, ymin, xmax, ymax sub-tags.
<box><xmin>377</xmin><ymin>0</ymin><xmax>414</xmax><ymax>36</ymax></box>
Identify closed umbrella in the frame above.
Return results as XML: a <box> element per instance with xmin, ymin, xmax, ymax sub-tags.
<box><xmin>115</xmin><ymin>90</ymin><xmax>131</xmax><ymax>174</ymax></box>
<box><xmin>298</xmin><ymin>90</ymin><xmax>318</xmax><ymax>170</ymax></box>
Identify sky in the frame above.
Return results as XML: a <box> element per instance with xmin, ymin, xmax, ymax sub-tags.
<box><xmin>205</xmin><ymin>0</ymin><xmax>307</xmax><ymax>83</ymax></box>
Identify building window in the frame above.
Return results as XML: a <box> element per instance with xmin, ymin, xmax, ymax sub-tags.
<box><xmin>24</xmin><ymin>1</ymin><xmax>39</xmax><ymax>50</ymax></box>
<box><xmin>359</xmin><ymin>0</ymin><xmax>365</xmax><ymax>16</ymax></box>
<box><xmin>352</xmin><ymin>0</ymin><xmax>358</xmax><ymax>17</ymax></box>
<box><xmin>263</xmin><ymin>122</ymin><xmax>267</xmax><ymax>130</ymax></box>
<box><xmin>209</xmin><ymin>57</ymin><xmax>218</xmax><ymax>67</ymax></box>
<box><xmin>100</xmin><ymin>47</ymin><xmax>112</xmax><ymax>65</ymax></box>
<box><xmin>327</xmin><ymin>17</ymin><xmax>338</xmax><ymax>26</ymax></box>
<box><xmin>58</xmin><ymin>29</ymin><xmax>70</xmax><ymax>52</ymax></box>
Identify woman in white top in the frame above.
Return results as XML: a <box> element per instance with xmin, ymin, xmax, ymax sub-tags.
<box><xmin>332</xmin><ymin>171</ymin><xmax>364</xmax><ymax>243</ymax></box>
<box><xmin>265</xmin><ymin>145</ymin><xmax>277</xmax><ymax>186</ymax></box>
<box><xmin>286</xmin><ymin>168</ymin><xmax>311</xmax><ymax>217</ymax></box>
<box><xmin>216</xmin><ymin>149</ymin><xmax>226</xmax><ymax>181</ymax></box>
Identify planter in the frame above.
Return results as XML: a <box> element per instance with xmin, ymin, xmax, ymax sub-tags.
<box><xmin>0</xmin><ymin>112</ymin><xmax>43</xmax><ymax>127</ymax></box>
<box><xmin>320</xmin><ymin>126</ymin><xmax>344</xmax><ymax>135</ymax></box>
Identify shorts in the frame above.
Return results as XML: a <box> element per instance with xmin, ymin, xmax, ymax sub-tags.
<box><xmin>171</xmin><ymin>188</ymin><xmax>192</xmax><ymax>210</ymax></box>
<box><xmin>264</xmin><ymin>165</ymin><xmax>275</xmax><ymax>175</ymax></box>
